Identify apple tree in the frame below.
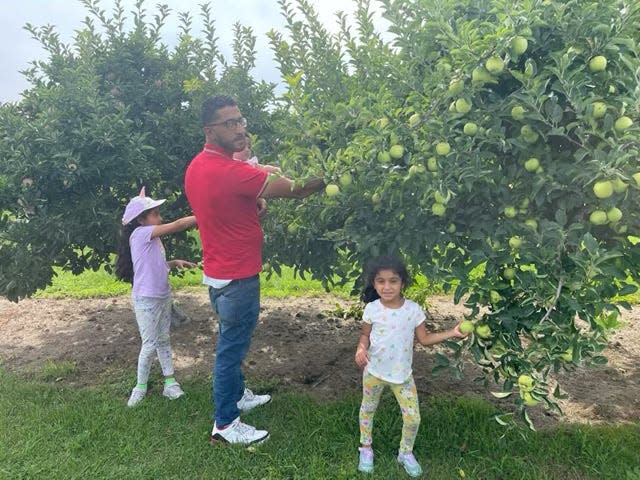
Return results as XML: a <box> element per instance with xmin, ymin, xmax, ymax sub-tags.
<box><xmin>262</xmin><ymin>0</ymin><xmax>640</xmax><ymax>425</ymax></box>
<box><xmin>0</xmin><ymin>0</ymin><xmax>275</xmax><ymax>301</ymax></box>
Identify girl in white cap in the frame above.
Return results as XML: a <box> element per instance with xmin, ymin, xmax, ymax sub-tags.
<box><xmin>115</xmin><ymin>187</ymin><xmax>197</xmax><ymax>407</ymax></box>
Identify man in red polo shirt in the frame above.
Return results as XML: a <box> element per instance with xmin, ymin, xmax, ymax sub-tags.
<box><xmin>185</xmin><ymin>95</ymin><xmax>324</xmax><ymax>445</ymax></box>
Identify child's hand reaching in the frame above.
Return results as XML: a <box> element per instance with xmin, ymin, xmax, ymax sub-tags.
<box><xmin>355</xmin><ymin>346</ymin><xmax>369</xmax><ymax>368</ymax></box>
<box><xmin>171</xmin><ymin>260</ymin><xmax>198</xmax><ymax>269</ymax></box>
<box><xmin>451</xmin><ymin>322</ymin><xmax>471</xmax><ymax>338</ymax></box>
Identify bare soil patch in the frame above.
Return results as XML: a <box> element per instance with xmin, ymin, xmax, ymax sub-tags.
<box><xmin>1</xmin><ymin>291</ymin><xmax>638</xmax><ymax>428</ymax></box>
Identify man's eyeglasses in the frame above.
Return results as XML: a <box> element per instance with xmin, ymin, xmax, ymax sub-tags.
<box><xmin>206</xmin><ymin>117</ymin><xmax>247</xmax><ymax>130</ymax></box>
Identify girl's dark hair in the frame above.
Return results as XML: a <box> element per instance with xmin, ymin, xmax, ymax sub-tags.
<box><xmin>114</xmin><ymin>214</ymin><xmax>148</xmax><ymax>283</ymax></box>
<box><xmin>361</xmin><ymin>255</ymin><xmax>412</xmax><ymax>303</ymax></box>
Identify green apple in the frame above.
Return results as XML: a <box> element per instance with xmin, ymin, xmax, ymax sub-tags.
<box><xmin>409</xmin><ymin>113</ymin><xmax>421</xmax><ymax>128</ymax></box>
<box><xmin>427</xmin><ymin>157</ymin><xmax>438</xmax><ymax>171</ymax></box>
<box><xmin>377</xmin><ymin>117</ymin><xmax>389</xmax><ymax>129</ymax></box>
<box><xmin>591</xmin><ymin>101</ymin><xmax>607</xmax><ymax>119</ymax></box>
<box><xmin>489</xmin><ymin>290</ymin><xmax>502</xmax><ymax>304</ymax></box>
<box><xmin>633</xmin><ymin>172</ymin><xmax>640</xmax><ymax>187</ymax></box>
<box><xmin>524</xmin><ymin>219</ymin><xmax>538</xmax><ymax>230</ymax></box>
<box><xmin>511</xmin><ymin>36</ymin><xmax>528</xmax><ymax>56</ymax></box>
<box><xmin>593</xmin><ymin>180</ymin><xmax>614</xmax><ymax>199</ymax></box>
<box><xmin>485</xmin><ymin>56</ymin><xmax>504</xmax><ymax>75</ymax></box>
<box><xmin>614</xmin><ymin>116</ymin><xmax>633</xmax><ymax>132</ymax></box>
<box><xmin>339</xmin><ymin>173</ymin><xmax>352</xmax><ymax>187</ymax></box>
<box><xmin>524</xmin><ymin>62</ymin><xmax>534</xmax><ymax>77</ymax></box>
<box><xmin>561</xmin><ymin>348</ymin><xmax>573</xmax><ymax>362</ymax></box>
<box><xmin>520</xmin><ymin>125</ymin><xmax>539</xmax><ymax>143</ymax></box>
<box><xmin>463</xmin><ymin>122</ymin><xmax>478</xmax><ymax>136</ymax></box>
<box><xmin>475</xmin><ymin>324</ymin><xmax>492</xmax><ymax>339</ymax></box>
<box><xmin>589</xmin><ymin>210</ymin><xmax>608</xmax><ymax>225</ymax></box>
<box><xmin>588</xmin><ymin>55</ymin><xmax>607</xmax><ymax>72</ymax></box>
<box><xmin>389</xmin><ymin>144</ymin><xmax>404</xmax><ymax>159</ymax></box>
<box><xmin>612</xmin><ymin>177</ymin><xmax>628</xmax><ymax>193</ymax></box>
<box><xmin>524</xmin><ymin>157</ymin><xmax>540</xmax><ymax>172</ymax></box>
<box><xmin>455</xmin><ymin>98</ymin><xmax>471</xmax><ymax>114</ymax></box>
<box><xmin>436</xmin><ymin>142</ymin><xmax>451</xmax><ymax>155</ymax></box>
<box><xmin>503</xmin><ymin>267</ymin><xmax>516</xmax><ymax>280</ymax></box>
<box><xmin>503</xmin><ymin>206</ymin><xmax>517</xmax><ymax>218</ymax></box>
<box><xmin>371</xmin><ymin>193</ymin><xmax>381</xmax><ymax>204</ymax></box>
<box><xmin>517</xmin><ymin>374</ymin><xmax>534</xmax><ymax>391</ymax></box>
<box><xmin>459</xmin><ymin>320</ymin><xmax>475</xmax><ymax>334</ymax></box>
<box><xmin>448</xmin><ymin>79</ymin><xmax>465</xmax><ymax>95</ymax></box>
<box><xmin>521</xmin><ymin>392</ymin><xmax>539</xmax><ymax>407</ymax></box>
<box><xmin>432</xmin><ymin>202</ymin><xmax>446</xmax><ymax>216</ymax></box>
<box><xmin>509</xmin><ymin>236</ymin><xmax>523</xmax><ymax>249</ymax></box>
<box><xmin>325</xmin><ymin>184</ymin><xmax>340</xmax><ymax>197</ymax></box>
<box><xmin>287</xmin><ymin>223</ymin><xmax>299</xmax><ymax>234</ymax></box>
<box><xmin>511</xmin><ymin>105</ymin><xmax>526</xmax><ymax>121</ymax></box>
<box><xmin>471</xmin><ymin>67</ymin><xmax>494</xmax><ymax>85</ymax></box>
<box><xmin>519</xmin><ymin>198</ymin><xmax>529</xmax><ymax>209</ymax></box>
<box><xmin>377</xmin><ymin>151</ymin><xmax>391</xmax><ymax>163</ymax></box>
<box><xmin>606</xmin><ymin>207</ymin><xmax>623</xmax><ymax>223</ymax></box>
<box><xmin>446</xmin><ymin>223</ymin><xmax>457</xmax><ymax>233</ymax></box>
<box><xmin>434</xmin><ymin>191</ymin><xmax>448</xmax><ymax>204</ymax></box>
<box><xmin>408</xmin><ymin>165</ymin><xmax>425</xmax><ymax>176</ymax></box>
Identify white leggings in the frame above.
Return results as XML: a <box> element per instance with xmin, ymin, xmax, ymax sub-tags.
<box><xmin>132</xmin><ymin>295</ymin><xmax>174</xmax><ymax>385</ymax></box>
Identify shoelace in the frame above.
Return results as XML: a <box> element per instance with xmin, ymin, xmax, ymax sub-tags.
<box><xmin>243</xmin><ymin>388</ymin><xmax>255</xmax><ymax>400</ymax></box>
<box><xmin>235</xmin><ymin>422</ymin><xmax>256</xmax><ymax>436</ymax></box>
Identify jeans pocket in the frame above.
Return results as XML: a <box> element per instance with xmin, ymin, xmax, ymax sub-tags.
<box><xmin>210</xmin><ymin>279</ymin><xmax>260</xmax><ymax>337</ymax></box>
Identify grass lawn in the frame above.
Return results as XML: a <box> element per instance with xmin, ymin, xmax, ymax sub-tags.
<box><xmin>34</xmin><ymin>265</ymin><xmax>353</xmax><ymax>299</ymax></box>
<box><xmin>1</xmin><ymin>370</ymin><xmax>639</xmax><ymax>480</ymax></box>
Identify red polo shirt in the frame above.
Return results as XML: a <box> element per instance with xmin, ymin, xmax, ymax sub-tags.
<box><xmin>184</xmin><ymin>144</ymin><xmax>269</xmax><ymax>279</ymax></box>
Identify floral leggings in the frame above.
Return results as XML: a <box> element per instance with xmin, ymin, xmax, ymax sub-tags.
<box><xmin>359</xmin><ymin>370</ymin><xmax>421</xmax><ymax>453</ymax></box>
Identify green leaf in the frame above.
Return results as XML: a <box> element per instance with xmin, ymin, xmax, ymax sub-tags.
<box><xmin>490</xmin><ymin>391</ymin><xmax>513</xmax><ymax>399</ymax></box>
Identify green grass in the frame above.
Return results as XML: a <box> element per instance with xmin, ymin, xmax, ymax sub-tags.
<box><xmin>1</xmin><ymin>369</ymin><xmax>638</xmax><ymax>480</ymax></box>
<box><xmin>34</xmin><ymin>265</ymin><xmax>352</xmax><ymax>299</ymax></box>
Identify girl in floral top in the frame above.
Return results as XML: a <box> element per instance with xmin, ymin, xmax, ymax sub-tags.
<box><xmin>355</xmin><ymin>255</ymin><xmax>467</xmax><ymax>477</ymax></box>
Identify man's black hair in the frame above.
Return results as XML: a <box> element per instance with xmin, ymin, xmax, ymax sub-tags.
<box><xmin>200</xmin><ymin>95</ymin><xmax>237</xmax><ymax>127</ymax></box>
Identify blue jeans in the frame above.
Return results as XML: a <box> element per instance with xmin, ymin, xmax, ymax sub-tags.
<box><xmin>208</xmin><ymin>275</ymin><xmax>260</xmax><ymax>426</ymax></box>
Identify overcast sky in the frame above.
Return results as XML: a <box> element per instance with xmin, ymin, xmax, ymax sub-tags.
<box><xmin>1</xmin><ymin>0</ymin><xmax>379</xmax><ymax>103</ymax></box>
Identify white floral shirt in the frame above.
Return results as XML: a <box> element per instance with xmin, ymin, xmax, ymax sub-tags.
<box><xmin>363</xmin><ymin>298</ymin><xmax>425</xmax><ymax>384</ymax></box>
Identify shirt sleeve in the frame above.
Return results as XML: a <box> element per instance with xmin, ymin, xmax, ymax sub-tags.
<box><xmin>230</xmin><ymin>161</ymin><xmax>269</xmax><ymax>198</ymax></box>
<box><xmin>412</xmin><ymin>301</ymin><xmax>426</xmax><ymax>328</ymax></box>
<box><xmin>362</xmin><ymin>302</ymin><xmax>375</xmax><ymax>324</ymax></box>
<box><xmin>130</xmin><ymin>225</ymin><xmax>154</xmax><ymax>245</ymax></box>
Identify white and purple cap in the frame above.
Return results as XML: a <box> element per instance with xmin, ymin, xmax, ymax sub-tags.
<box><xmin>122</xmin><ymin>186</ymin><xmax>166</xmax><ymax>225</ymax></box>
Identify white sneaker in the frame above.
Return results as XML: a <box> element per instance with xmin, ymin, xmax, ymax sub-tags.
<box><xmin>127</xmin><ymin>387</ymin><xmax>147</xmax><ymax>407</ymax></box>
<box><xmin>210</xmin><ymin>417</ymin><xmax>269</xmax><ymax>445</ymax></box>
<box><xmin>237</xmin><ymin>388</ymin><xmax>271</xmax><ymax>412</ymax></box>
<box><xmin>163</xmin><ymin>382</ymin><xmax>185</xmax><ymax>400</ymax></box>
